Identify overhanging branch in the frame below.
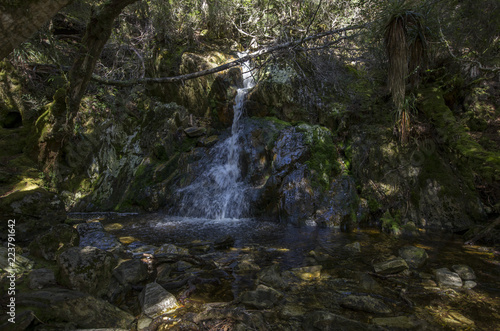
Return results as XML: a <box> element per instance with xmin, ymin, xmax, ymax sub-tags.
<box><xmin>91</xmin><ymin>24</ymin><xmax>365</xmax><ymax>86</ymax></box>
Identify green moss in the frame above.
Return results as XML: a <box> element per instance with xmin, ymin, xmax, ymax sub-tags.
<box><xmin>297</xmin><ymin>125</ymin><xmax>340</xmax><ymax>191</ymax></box>
<box><xmin>381</xmin><ymin>210</ymin><xmax>401</xmax><ymax>235</ymax></box>
<box><xmin>418</xmin><ymin>87</ymin><xmax>500</xmax><ymax>182</ymax></box>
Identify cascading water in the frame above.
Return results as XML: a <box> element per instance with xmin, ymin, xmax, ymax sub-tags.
<box><xmin>176</xmin><ymin>53</ymin><xmax>255</xmax><ymax>219</ymax></box>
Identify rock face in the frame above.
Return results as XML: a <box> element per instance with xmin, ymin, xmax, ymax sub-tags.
<box><xmin>57</xmin><ymin>246</ymin><xmax>117</xmax><ymax>297</ymax></box>
<box><xmin>139</xmin><ymin>282</ymin><xmax>179</xmax><ymax>318</ymax></box>
<box><xmin>17</xmin><ymin>288</ymin><xmax>134</xmax><ymax>329</ymax></box>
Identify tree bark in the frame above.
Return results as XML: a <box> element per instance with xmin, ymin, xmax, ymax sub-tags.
<box><xmin>67</xmin><ymin>0</ymin><xmax>139</xmax><ymax>117</ymax></box>
<box><xmin>0</xmin><ymin>0</ymin><xmax>73</xmax><ymax>60</ymax></box>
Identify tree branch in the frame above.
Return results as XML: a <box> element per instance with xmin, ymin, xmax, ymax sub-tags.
<box><xmin>91</xmin><ymin>24</ymin><xmax>366</xmax><ymax>86</ymax></box>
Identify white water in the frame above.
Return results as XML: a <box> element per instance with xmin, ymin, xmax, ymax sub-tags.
<box><xmin>176</xmin><ymin>53</ymin><xmax>255</xmax><ymax>219</ymax></box>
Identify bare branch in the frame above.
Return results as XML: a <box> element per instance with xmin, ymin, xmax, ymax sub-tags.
<box><xmin>91</xmin><ymin>24</ymin><xmax>366</xmax><ymax>86</ymax></box>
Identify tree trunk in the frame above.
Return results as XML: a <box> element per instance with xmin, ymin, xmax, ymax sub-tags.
<box><xmin>0</xmin><ymin>0</ymin><xmax>73</xmax><ymax>60</ymax></box>
<box><xmin>67</xmin><ymin>0</ymin><xmax>139</xmax><ymax>118</ymax></box>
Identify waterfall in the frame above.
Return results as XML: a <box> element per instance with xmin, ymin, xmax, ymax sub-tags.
<box><xmin>176</xmin><ymin>53</ymin><xmax>255</xmax><ymax>219</ymax></box>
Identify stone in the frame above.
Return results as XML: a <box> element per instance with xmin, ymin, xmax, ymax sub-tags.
<box><xmin>358</xmin><ymin>273</ymin><xmax>383</xmax><ymax>293</ymax></box>
<box><xmin>0</xmin><ymin>188</ymin><xmax>66</xmax><ymax>242</ymax></box>
<box><xmin>257</xmin><ymin>264</ymin><xmax>288</xmax><ymax>289</ymax></box>
<box><xmin>304</xmin><ymin>311</ymin><xmax>371</xmax><ymax>331</ymax></box>
<box><xmin>345</xmin><ymin>241</ymin><xmax>361</xmax><ymax>253</ymax></box>
<box><xmin>240</xmin><ymin>284</ymin><xmax>283</xmax><ymax>309</ymax></box>
<box><xmin>17</xmin><ymin>288</ymin><xmax>134</xmax><ymax>329</ymax></box>
<box><xmin>184</xmin><ymin>126</ymin><xmax>206</xmax><ymax>138</ymax></box>
<box><xmin>452</xmin><ymin>264</ymin><xmax>476</xmax><ymax>281</ymax></box>
<box><xmin>339</xmin><ymin>295</ymin><xmax>392</xmax><ymax>314</ymax></box>
<box><xmin>138</xmin><ymin>316</ymin><xmax>153</xmax><ymax>330</ymax></box>
<box><xmin>291</xmin><ymin>265</ymin><xmax>322</xmax><ymax>281</ymax></box>
<box><xmin>57</xmin><ymin>246</ymin><xmax>117</xmax><ymax>297</ymax></box>
<box><xmin>463</xmin><ymin>281</ymin><xmax>477</xmax><ymax>289</ymax></box>
<box><xmin>214</xmin><ymin>235</ymin><xmax>235</xmax><ymax>250</ymax></box>
<box><xmin>139</xmin><ymin>282</ymin><xmax>179</xmax><ymax>318</ymax></box>
<box><xmin>29</xmin><ymin>224</ymin><xmax>79</xmax><ymax>260</ymax></box>
<box><xmin>154</xmin><ymin>243</ymin><xmax>189</xmax><ymax>255</ymax></box>
<box><xmin>113</xmin><ymin>258</ymin><xmax>149</xmax><ymax>285</ymax></box>
<box><xmin>0</xmin><ymin>247</ymin><xmax>34</xmax><ymax>274</ymax></box>
<box><xmin>235</xmin><ymin>259</ymin><xmax>261</xmax><ymax>273</ymax></box>
<box><xmin>28</xmin><ymin>268</ymin><xmax>56</xmax><ymax>289</ymax></box>
<box><xmin>434</xmin><ymin>268</ymin><xmax>463</xmax><ymax>288</ymax></box>
<box><xmin>398</xmin><ymin>246</ymin><xmax>428</xmax><ymax>268</ymax></box>
<box><xmin>373</xmin><ymin>316</ymin><xmax>420</xmax><ymax>329</ymax></box>
<box><xmin>76</xmin><ymin>222</ymin><xmax>124</xmax><ymax>252</ymax></box>
<box><xmin>373</xmin><ymin>257</ymin><xmax>409</xmax><ymax>274</ymax></box>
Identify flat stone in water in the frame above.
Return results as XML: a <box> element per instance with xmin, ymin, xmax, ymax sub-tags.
<box><xmin>434</xmin><ymin>268</ymin><xmax>463</xmax><ymax>288</ymax></box>
<box><xmin>373</xmin><ymin>257</ymin><xmax>408</xmax><ymax>274</ymax></box>
<box><xmin>291</xmin><ymin>265</ymin><xmax>322</xmax><ymax>281</ymax></box>
<box><xmin>452</xmin><ymin>264</ymin><xmax>476</xmax><ymax>281</ymax></box>
<box><xmin>340</xmin><ymin>295</ymin><xmax>392</xmax><ymax>314</ymax></box>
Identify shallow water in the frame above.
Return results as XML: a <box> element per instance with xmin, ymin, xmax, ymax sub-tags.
<box><xmin>72</xmin><ymin>212</ymin><xmax>500</xmax><ymax>329</ymax></box>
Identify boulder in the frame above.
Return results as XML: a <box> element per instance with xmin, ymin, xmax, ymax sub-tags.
<box><xmin>240</xmin><ymin>284</ymin><xmax>283</xmax><ymax>309</ymax></box>
<box><xmin>340</xmin><ymin>295</ymin><xmax>392</xmax><ymax>314</ymax></box>
<box><xmin>113</xmin><ymin>258</ymin><xmax>149</xmax><ymax>285</ymax></box>
<box><xmin>345</xmin><ymin>242</ymin><xmax>362</xmax><ymax>253</ymax></box>
<box><xmin>452</xmin><ymin>264</ymin><xmax>476</xmax><ymax>281</ymax></box>
<box><xmin>139</xmin><ymin>282</ymin><xmax>179</xmax><ymax>318</ymax></box>
<box><xmin>29</xmin><ymin>224</ymin><xmax>79</xmax><ymax>260</ymax></box>
<box><xmin>398</xmin><ymin>246</ymin><xmax>428</xmax><ymax>268</ymax></box>
<box><xmin>28</xmin><ymin>268</ymin><xmax>56</xmax><ymax>289</ymax></box>
<box><xmin>373</xmin><ymin>257</ymin><xmax>408</xmax><ymax>274</ymax></box>
<box><xmin>17</xmin><ymin>288</ymin><xmax>134</xmax><ymax>329</ymax></box>
<box><xmin>57</xmin><ymin>246</ymin><xmax>117</xmax><ymax>297</ymax></box>
<box><xmin>0</xmin><ymin>188</ymin><xmax>66</xmax><ymax>242</ymax></box>
<box><xmin>434</xmin><ymin>268</ymin><xmax>463</xmax><ymax>288</ymax></box>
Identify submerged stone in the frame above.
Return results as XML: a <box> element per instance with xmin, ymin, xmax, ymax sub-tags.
<box><xmin>373</xmin><ymin>316</ymin><xmax>420</xmax><ymax>329</ymax></box>
<box><xmin>340</xmin><ymin>295</ymin><xmax>392</xmax><ymax>314</ymax></box>
<box><xmin>373</xmin><ymin>257</ymin><xmax>408</xmax><ymax>274</ymax></box>
<box><xmin>291</xmin><ymin>265</ymin><xmax>322</xmax><ymax>281</ymax></box>
<box><xmin>345</xmin><ymin>241</ymin><xmax>362</xmax><ymax>253</ymax></box>
<box><xmin>305</xmin><ymin>311</ymin><xmax>372</xmax><ymax>330</ymax></box>
<box><xmin>240</xmin><ymin>284</ymin><xmax>283</xmax><ymax>309</ymax></box>
<box><xmin>139</xmin><ymin>282</ymin><xmax>179</xmax><ymax>318</ymax></box>
<box><xmin>434</xmin><ymin>268</ymin><xmax>463</xmax><ymax>288</ymax></box>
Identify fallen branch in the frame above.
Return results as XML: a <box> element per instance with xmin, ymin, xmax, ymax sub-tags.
<box><xmin>91</xmin><ymin>24</ymin><xmax>365</xmax><ymax>86</ymax></box>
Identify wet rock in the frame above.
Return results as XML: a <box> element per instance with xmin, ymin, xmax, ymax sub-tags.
<box><xmin>372</xmin><ymin>316</ymin><xmax>420</xmax><ymax>329</ymax></box>
<box><xmin>198</xmin><ymin>135</ymin><xmax>219</xmax><ymax>147</ymax></box>
<box><xmin>57</xmin><ymin>246</ymin><xmax>117</xmax><ymax>297</ymax></box>
<box><xmin>139</xmin><ymin>282</ymin><xmax>179</xmax><ymax>318</ymax></box>
<box><xmin>76</xmin><ymin>221</ymin><xmax>124</xmax><ymax>252</ymax></box>
<box><xmin>279</xmin><ymin>165</ymin><xmax>315</xmax><ymax>225</ymax></box>
<box><xmin>17</xmin><ymin>288</ymin><xmax>134</xmax><ymax>329</ymax></box>
<box><xmin>398</xmin><ymin>246</ymin><xmax>428</xmax><ymax>268</ymax></box>
<box><xmin>235</xmin><ymin>259</ymin><xmax>261</xmax><ymax>273</ymax></box>
<box><xmin>0</xmin><ymin>247</ymin><xmax>34</xmax><ymax>273</ymax></box>
<box><xmin>214</xmin><ymin>235</ymin><xmax>235</xmax><ymax>249</ymax></box>
<box><xmin>240</xmin><ymin>284</ymin><xmax>283</xmax><ymax>309</ymax></box>
<box><xmin>0</xmin><ymin>310</ymin><xmax>34</xmax><ymax>330</ymax></box>
<box><xmin>272</xmin><ymin>127</ymin><xmax>309</xmax><ymax>173</ymax></box>
<box><xmin>29</xmin><ymin>224</ymin><xmax>79</xmax><ymax>260</ymax></box>
<box><xmin>358</xmin><ymin>273</ymin><xmax>383</xmax><ymax>293</ymax></box>
<box><xmin>340</xmin><ymin>295</ymin><xmax>392</xmax><ymax>314</ymax></box>
<box><xmin>434</xmin><ymin>268</ymin><xmax>463</xmax><ymax>288</ymax></box>
<box><xmin>401</xmin><ymin>221</ymin><xmax>420</xmax><ymax>237</ymax></box>
<box><xmin>184</xmin><ymin>126</ymin><xmax>206</xmax><ymax>138</ymax></box>
<box><xmin>113</xmin><ymin>258</ymin><xmax>149</xmax><ymax>285</ymax></box>
<box><xmin>304</xmin><ymin>311</ymin><xmax>372</xmax><ymax>330</ymax></box>
<box><xmin>28</xmin><ymin>268</ymin><xmax>56</xmax><ymax>289</ymax></box>
<box><xmin>155</xmin><ymin>243</ymin><xmax>189</xmax><ymax>255</ymax></box>
<box><xmin>452</xmin><ymin>264</ymin><xmax>476</xmax><ymax>281</ymax></box>
<box><xmin>291</xmin><ymin>265</ymin><xmax>322</xmax><ymax>281</ymax></box>
<box><xmin>441</xmin><ymin>311</ymin><xmax>475</xmax><ymax>328</ymax></box>
<box><xmin>257</xmin><ymin>264</ymin><xmax>288</xmax><ymax>289</ymax></box>
<box><xmin>345</xmin><ymin>242</ymin><xmax>361</xmax><ymax>253</ymax></box>
<box><xmin>280</xmin><ymin>302</ymin><xmax>307</xmax><ymax>318</ymax></box>
<box><xmin>373</xmin><ymin>257</ymin><xmax>408</xmax><ymax>274</ymax></box>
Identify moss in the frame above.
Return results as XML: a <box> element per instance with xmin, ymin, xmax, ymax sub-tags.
<box><xmin>418</xmin><ymin>87</ymin><xmax>500</xmax><ymax>182</ymax></box>
<box><xmin>381</xmin><ymin>210</ymin><xmax>401</xmax><ymax>235</ymax></box>
<box><xmin>297</xmin><ymin>125</ymin><xmax>340</xmax><ymax>191</ymax></box>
